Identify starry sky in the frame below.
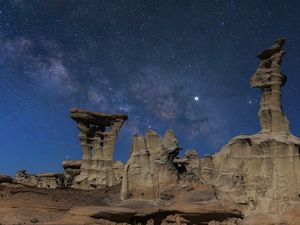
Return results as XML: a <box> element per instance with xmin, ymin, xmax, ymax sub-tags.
<box><xmin>1</xmin><ymin>0</ymin><xmax>300</xmax><ymax>175</ymax></box>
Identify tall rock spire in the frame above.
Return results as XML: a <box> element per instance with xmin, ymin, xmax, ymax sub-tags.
<box><xmin>250</xmin><ymin>37</ymin><xmax>290</xmax><ymax>133</ymax></box>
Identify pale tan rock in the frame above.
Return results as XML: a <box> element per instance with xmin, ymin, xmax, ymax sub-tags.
<box><xmin>240</xmin><ymin>206</ymin><xmax>300</xmax><ymax>225</ymax></box>
<box><xmin>120</xmin><ymin>129</ymin><xmax>180</xmax><ymax>200</ymax></box>
<box><xmin>15</xmin><ymin>170</ymin><xmax>64</xmax><ymax>189</ymax></box>
<box><xmin>69</xmin><ymin>108</ymin><xmax>128</xmax><ymax>189</ymax></box>
<box><xmin>209</xmin><ymin>128</ymin><xmax>300</xmax><ymax>215</ymax></box>
<box><xmin>205</xmin><ymin>38</ymin><xmax>300</xmax><ymax>215</ymax></box>
<box><xmin>208</xmin><ymin>218</ymin><xmax>241</xmax><ymax>225</ymax></box>
<box><xmin>175</xmin><ymin>149</ymin><xmax>202</xmax><ymax>183</ymax></box>
<box><xmin>118</xmin><ymin>183</ymin><xmax>241</xmax><ymax>224</ymax></box>
<box><xmin>3</xmin><ymin>38</ymin><xmax>300</xmax><ymax>225</ymax></box>
<box><xmin>113</xmin><ymin>161</ymin><xmax>125</xmax><ymax>183</ymax></box>
<box><xmin>15</xmin><ymin>169</ymin><xmax>39</xmax><ymax>187</ymax></box>
<box><xmin>250</xmin><ymin>37</ymin><xmax>289</xmax><ymax>133</ymax></box>
<box><xmin>201</xmin><ymin>154</ymin><xmax>214</xmax><ymax>183</ymax></box>
<box><xmin>161</xmin><ymin>214</ymin><xmax>189</xmax><ymax>225</ymax></box>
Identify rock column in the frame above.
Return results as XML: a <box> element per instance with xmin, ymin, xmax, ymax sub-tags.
<box><xmin>69</xmin><ymin>108</ymin><xmax>128</xmax><ymax>189</ymax></box>
<box><xmin>250</xmin><ymin>38</ymin><xmax>289</xmax><ymax>133</ymax></box>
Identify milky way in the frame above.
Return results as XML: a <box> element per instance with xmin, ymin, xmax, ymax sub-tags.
<box><xmin>1</xmin><ymin>1</ymin><xmax>300</xmax><ymax>175</ymax></box>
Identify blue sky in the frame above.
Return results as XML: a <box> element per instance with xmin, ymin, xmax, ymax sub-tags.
<box><xmin>1</xmin><ymin>0</ymin><xmax>300</xmax><ymax>175</ymax></box>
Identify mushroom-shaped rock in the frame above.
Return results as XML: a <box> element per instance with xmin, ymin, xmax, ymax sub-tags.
<box><xmin>68</xmin><ymin>108</ymin><xmax>128</xmax><ymax>189</ymax></box>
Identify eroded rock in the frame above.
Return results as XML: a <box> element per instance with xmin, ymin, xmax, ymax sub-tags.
<box><xmin>69</xmin><ymin>108</ymin><xmax>128</xmax><ymax>189</ymax></box>
<box><xmin>250</xmin><ymin>37</ymin><xmax>289</xmax><ymax>133</ymax></box>
<box><xmin>15</xmin><ymin>170</ymin><xmax>65</xmax><ymax>189</ymax></box>
<box><xmin>206</xmin><ymin>38</ymin><xmax>300</xmax><ymax>215</ymax></box>
<box><xmin>120</xmin><ymin>130</ymin><xmax>181</xmax><ymax>200</ymax></box>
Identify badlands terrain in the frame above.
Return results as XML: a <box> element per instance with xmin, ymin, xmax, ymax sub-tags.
<box><xmin>0</xmin><ymin>38</ymin><xmax>300</xmax><ymax>225</ymax></box>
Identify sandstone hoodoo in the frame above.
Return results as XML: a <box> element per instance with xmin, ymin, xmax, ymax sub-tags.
<box><xmin>207</xmin><ymin>38</ymin><xmax>300</xmax><ymax>215</ymax></box>
<box><xmin>68</xmin><ymin>108</ymin><xmax>128</xmax><ymax>189</ymax></box>
<box><xmin>1</xmin><ymin>38</ymin><xmax>300</xmax><ymax>225</ymax></box>
<box><xmin>250</xmin><ymin>37</ymin><xmax>289</xmax><ymax>133</ymax></box>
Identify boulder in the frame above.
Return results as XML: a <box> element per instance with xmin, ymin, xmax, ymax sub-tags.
<box><xmin>0</xmin><ymin>174</ymin><xmax>14</xmax><ymax>183</ymax></box>
<box><xmin>62</xmin><ymin>160</ymin><xmax>82</xmax><ymax>169</ymax></box>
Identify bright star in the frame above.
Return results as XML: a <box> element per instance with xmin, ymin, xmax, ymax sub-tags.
<box><xmin>194</xmin><ymin>96</ymin><xmax>199</xmax><ymax>101</ymax></box>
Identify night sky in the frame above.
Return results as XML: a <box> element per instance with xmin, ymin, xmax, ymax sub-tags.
<box><xmin>1</xmin><ymin>0</ymin><xmax>300</xmax><ymax>175</ymax></box>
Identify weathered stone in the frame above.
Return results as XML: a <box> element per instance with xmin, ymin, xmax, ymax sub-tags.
<box><xmin>15</xmin><ymin>169</ymin><xmax>39</xmax><ymax>187</ymax></box>
<box><xmin>68</xmin><ymin>206</ymin><xmax>136</xmax><ymax>222</ymax></box>
<box><xmin>239</xmin><ymin>207</ymin><xmax>300</xmax><ymax>225</ymax></box>
<box><xmin>120</xmin><ymin>129</ymin><xmax>181</xmax><ymax>200</ymax></box>
<box><xmin>69</xmin><ymin>108</ymin><xmax>128</xmax><ymax>189</ymax></box>
<box><xmin>205</xmin><ymin>38</ymin><xmax>300</xmax><ymax>215</ymax></box>
<box><xmin>250</xmin><ymin>37</ymin><xmax>289</xmax><ymax>133</ymax></box>
<box><xmin>175</xmin><ymin>149</ymin><xmax>202</xmax><ymax>183</ymax></box>
<box><xmin>2</xmin><ymin>37</ymin><xmax>300</xmax><ymax>225</ymax></box>
<box><xmin>113</xmin><ymin>161</ymin><xmax>125</xmax><ymax>183</ymax></box>
<box><xmin>0</xmin><ymin>174</ymin><xmax>14</xmax><ymax>183</ymax></box>
<box><xmin>62</xmin><ymin>160</ymin><xmax>82</xmax><ymax>186</ymax></box>
<box><xmin>15</xmin><ymin>170</ymin><xmax>64</xmax><ymax>189</ymax></box>
<box><xmin>62</xmin><ymin>160</ymin><xmax>82</xmax><ymax>169</ymax></box>
<box><xmin>201</xmin><ymin>154</ymin><xmax>214</xmax><ymax>183</ymax></box>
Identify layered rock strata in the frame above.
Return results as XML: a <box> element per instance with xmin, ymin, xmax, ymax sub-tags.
<box><xmin>62</xmin><ymin>160</ymin><xmax>82</xmax><ymax>186</ymax></box>
<box><xmin>174</xmin><ymin>149</ymin><xmax>202</xmax><ymax>183</ymax></box>
<box><xmin>1</xmin><ymin>38</ymin><xmax>300</xmax><ymax>224</ymax></box>
<box><xmin>206</xmin><ymin>38</ymin><xmax>300</xmax><ymax>215</ymax></box>
<box><xmin>15</xmin><ymin>170</ymin><xmax>64</xmax><ymax>189</ymax></box>
<box><xmin>69</xmin><ymin>108</ymin><xmax>128</xmax><ymax>189</ymax></box>
<box><xmin>120</xmin><ymin>130</ymin><xmax>181</xmax><ymax>200</ymax></box>
<box><xmin>41</xmin><ymin>184</ymin><xmax>242</xmax><ymax>225</ymax></box>
<box><xmin>119</xmin><ymin>38</ymin><xmax>300</xmax><ymax>217</ymax></box>
<box><xmin>250</xmin><ymin>38</ymin><xmax>289</xmax><ymax>133</ymax></box>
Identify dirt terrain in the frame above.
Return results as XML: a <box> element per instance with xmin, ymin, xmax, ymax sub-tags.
<box><xmin>0</xmin><ymin>184</ymin><xmax>121</xmax><ymax>225</ymax></box>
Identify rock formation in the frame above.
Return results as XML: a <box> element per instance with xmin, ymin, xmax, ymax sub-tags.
<box><xmin>118</xmin><ymin>37</ymin><xmax>300</xmax><ymax>219</ymax></box>
<box><xmin>15</xmin><ymin>169</ymin><xmax>64</xmax><ymax>189</ymax></box>
<box><xmin>69</xmin><ymin>108</ymin><xmax>128</xmax><ymax>189</ymax></box>
<box><xmin>62</xmin><ymin>184</ymin><xmax>242</xmax><ymax>225</ymax></box>
<box><xmin>120</xmin><ymin>130</ymin><xmax>181</xmax><ymax>200</ymax></box>
<box><xmin>250</xmin><ymin>37</ymin><xmax>289</xmax><ymax>133</ymax></box>
<box><xmin>206</xmin><ymin>38</ymin><xmax>300</xmax><ymax>215</ymax></box>
<box><xmin>62</xmin><ymin>160</ymin><xmax>82</xmax><ymax>186</ymax></box>
<box><xmin>1</xmin><ymin>38</ymin><xmax>300</xmax><ymax>225</ymax></box>
<box><xmin>174</xmin><ymin>149</ymin><xmax>202</xmax><ymax>183</ymax></box>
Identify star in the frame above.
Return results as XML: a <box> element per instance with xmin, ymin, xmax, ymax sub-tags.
<box><xmin>1</xmin><ymin>0</ymin><xmax>300</xmax><ymax>176</ymax></box>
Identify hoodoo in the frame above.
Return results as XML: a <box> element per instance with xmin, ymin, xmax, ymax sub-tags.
<box><xmin>250</xmin><ymin>37</ymin><xmax>289</xmax><ymax>133</ymax></box>
<box><xmin>67</xmin><ymin>108</ymin><xmax>128</xmax><ymax>189</ymax></box>
<box><xmin>207</xmin><ymin>38</ymin><xmax>300</xmax><ymax>215</ymax></box>
<box><xmin>1</xmin><ymin>39</ymin><xmax>300</xmax><ymax>225</ymax></box>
